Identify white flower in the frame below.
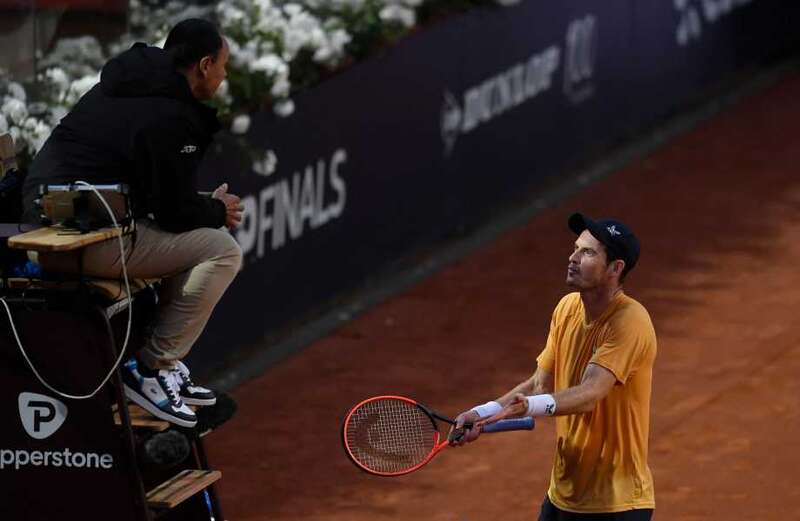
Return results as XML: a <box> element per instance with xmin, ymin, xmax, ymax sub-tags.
<box><xmin>329</xmin><ymin>28</ymin><xmax>352</xmax><ymax>50</ymax></box>
<box><xmin>8</xmin><ymin>126</ymin><xmax>20</xmax><ymax>145</ymax></box>
<box><xmin>230</xmin><ymin>114</ymin><xmax>251</xmax><ymax>135</ymax></box>
<box><xmin>379</xmin><ymin>4</ymin><xmax>416</xmax><ymax>28</ymax></box>
<box><xmin>2</xmin><ymin>98</ymin><xmax>28</xmax><ymax>125</ymax></box>
<box><xmin>25</xmin><ymin>118</ymin><xmax>52</xmax><ymax>153</ymax></box>
<box><xmin>66</xmin><ymin>74</ymin><xmax>100</xmax><ymax>105</ymax></box>
<box><xmin>253</xmin><ymin>149</ymin><xmax>278</xmax><ymax>177</ymax></box>
<box><xmin>273</xmin><ymin>99</ymin><xmax>295</xmax><ymax>117</ymax></box>
<box><xmin>229</xmin><ymin>39</ymin><xmax>259</xmax><ymax>68</ymax></box>
<box><xmin>270</xmin><ymin>75</ymin><xmax>291</xmax><ymax>98</ymax></box>
<box><xmin>45</xmin><ymin>68</ymin><xmax>70</xmax><ymax>90</ymax></box>
<box><xmin>215</xmin><ymin>79</ymin><xmax>233</xmax><ymax>106</ymax></box>
<box><xmin>283</xmin><ymin>3</ymin><xmax>303</xmax><ymax>16</ymax></box>
<box><xmin>314</xmin><ymin>28</ymin><xmax>351</xmax><ymax>64</ymax></box>
<box><xmin>250</xmin><ymin>54</ymin><xmax>288</xmax><ymax>76</ymax></box>
<box><xmin>7</xmin><ymin>82</ymin><xmax>26</xmax><ymax>102</ymax></box>
<box><xmin>39</xmin><ymin>36</ymin><xmax>105</xmax><ymax>77</ymax></box>
<box><xmin>218</xmin><ymin>5</ymin><xmax>246</xmax><ymax>25</ymax></box>
<box><xmin>49</xmin><ymin>106</ymin><xmax>69</xmax><ymax>126</ymax></box>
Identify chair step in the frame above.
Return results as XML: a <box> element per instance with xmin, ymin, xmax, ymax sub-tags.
<box><xmin>146</xmin><ymin>469</ymin><xmax>221</xmax><ymax>510</ymax></box>
<box><xmin>112</xmin><ymin>404</ymin><xmax>169</xmax><ymax>431</ymax></box>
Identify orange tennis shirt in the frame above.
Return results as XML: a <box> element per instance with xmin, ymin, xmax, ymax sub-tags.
<box><xmin>536</xmin><ymin>291</ymin><xmax>657</xmax><ymax>513</ymax></box>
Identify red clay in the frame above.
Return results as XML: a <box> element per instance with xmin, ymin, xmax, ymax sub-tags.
<box><xmin>208</xmin><ymin>71</ymin><xmax>800</xmax><ymax>520</ymax></box>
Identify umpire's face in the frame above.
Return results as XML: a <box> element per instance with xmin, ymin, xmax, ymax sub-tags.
<box><xmin>567</xmin><ymin>230</ymin><xmax>616</xmax><ymax>290</ymax></box>
<box><xmin>195</xmin><ymin>37</ymin><xmax>230</xmax><ymax>100</ymax></box>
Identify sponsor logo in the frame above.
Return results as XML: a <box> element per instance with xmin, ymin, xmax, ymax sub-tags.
<box><xmin>440</xmin><ymin>45</ymin><xmax>561</xmax><ymax>154</ymax></box>
<box><xmin>180</xmin><ymin>145</ymin><xmax>197</xmax><ymax>154</ymax></box>
<box><xmin>5</xmin><ymin>392</ymin><xmax>115</xmax><ymax>471</ymax></box>
<box><xmin>675</xmin><ymin>0</ymin><xmax>755</xmax><ymax>47</ymax></box>
<box><xmin>440</xmin><ymin>14</ymin><xmax>599</xmax><ymax>152</ymax></box>
<box><xmin>563</xmin><ymin>14</ymin><xmax>598</xmax><ymax>105</ymax></box>
<box><xmin>545</xmin><ymin>403</ymin><xmax>556</xmax><ymax>415</ymax></box>
<box><xmin>0</xmin><ymin>448</ymin><xmax>114</xmax><ymax>470</ymax></box>
<box><xmin>606</xmin><ymin>225</ymin><xmax>621</xmax><ymax>237</ymax></box>
<box><xmin>440</xmin><ymin>91</ymin><xmax>462</xmax><ymax>156</ymax></box>
<box><xmin>236</xmin><ymin>148</ymin><xmax>348</xmax><ymax>258</ymax></box>
<box><xmin>19</xmin><ymin>392</ymin><xmax>67</xmax><ymax>440</ymax></box>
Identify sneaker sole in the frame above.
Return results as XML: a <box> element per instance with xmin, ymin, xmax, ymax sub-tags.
<box><xmin>182</xmin><ymin>396</ymin><xmax>217</xmax><ymax>406</ymax></box>
<box><xmin>123</xmin><ymin>384</ymin><xmax>197</xmax><ymax>428</ymax></box>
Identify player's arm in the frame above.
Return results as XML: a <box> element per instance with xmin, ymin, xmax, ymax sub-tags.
<box><xmin>478</xmin><ymin>363</ymin><xmax>616</xmax><ymax>424</ymax></box>
<box><xmin>449</xmin><ymin>367</ymin><xmax>553</xmax><ymax>446</ymax></box>
<box><xmin>495</xmin><ymin>366</ymin><xmax>554</xmax><ymax>407</ymax></box>
<box><xmin>548</xmin><ymin>363</ymin><xmax>615</xmax><ymax>414</ymax></box>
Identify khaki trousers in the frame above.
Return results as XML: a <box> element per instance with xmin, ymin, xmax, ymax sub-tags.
<box><xmin>39</xmin><ymin>219</ymin><xmax>242</xmax><ymax>369</ymax></box>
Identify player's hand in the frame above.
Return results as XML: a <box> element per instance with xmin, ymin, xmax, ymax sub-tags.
<box><xmin>448</xmin><ymin>410</ymin><xmax>481</xmax><ymax>446</ymax></box>
<box><xmin>476</xmin><ymin>393</ymin><xmax>528</xmax><ymax>428</ymax></box>
<box><xmin>212</xmin><ymin>183</ymin><xmax>244</xmax><ymax>230</ymax></box>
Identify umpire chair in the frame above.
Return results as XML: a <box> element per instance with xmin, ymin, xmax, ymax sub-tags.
<box><xmin>0</xmin><ymin>134</ymin><xmax>230</xmax><ymax>521</ymax></box>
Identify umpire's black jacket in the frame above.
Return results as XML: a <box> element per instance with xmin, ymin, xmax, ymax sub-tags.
<box><xmin>22</xmin><ymin>43</ymin><xmax>226</xmax><ymax>233</ymax></box>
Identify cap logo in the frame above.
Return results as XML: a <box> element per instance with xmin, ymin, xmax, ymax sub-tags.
<box><xmin>607</xmin><ymin>225</ymin><xmax>621</xmax><ymax>237</ymax></box>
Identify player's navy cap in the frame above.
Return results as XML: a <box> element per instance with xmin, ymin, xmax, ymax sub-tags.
<box><xmin>568</xmin><ymin>213</ymin><xmax>640</xmax><ymax>273</ymax></box>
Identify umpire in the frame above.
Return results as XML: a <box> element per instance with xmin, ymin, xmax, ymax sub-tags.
<box><xmin>453</xmin><ymin>213</ymin><xmax>657</xmax><ymax>520</ymax></box>
<box><xmin>22</xmin><ymin>19</ymin><xmax>244</xmax><ymax>428</ymax></box>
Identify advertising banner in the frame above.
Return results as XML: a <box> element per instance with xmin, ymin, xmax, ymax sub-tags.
<box><xmin>192</xmin><ymin>0</ymin><xmax>799</xmax><ymax>372</ymax></box>
<box><xmin>0</xmin><ymin>307</ymin><xmax>140</xmax><ymax>520</ymax></box>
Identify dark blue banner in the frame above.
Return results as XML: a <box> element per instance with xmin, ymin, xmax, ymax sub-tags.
<box><xmin>192</xmin><ymin>0</ymin><xmax>799</xmax><ymax>373</ymax></box>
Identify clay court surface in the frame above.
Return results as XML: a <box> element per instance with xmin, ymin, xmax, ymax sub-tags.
<box><xmin>208</xmin><ymin>69</ymin><xmax>800</xmax><ymax>520</ymax></box>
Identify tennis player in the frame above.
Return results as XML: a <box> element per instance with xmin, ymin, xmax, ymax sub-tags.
<box><xmin>452</xmin><ymin>213</ymin><xmax>657</xmax><ymax>521</ymax></box>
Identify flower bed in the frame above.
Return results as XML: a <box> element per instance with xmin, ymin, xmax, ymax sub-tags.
<box><xmin>0</xmin><ymin>0</ymin><xmax>503</xmax><ymax>166</ymax></box>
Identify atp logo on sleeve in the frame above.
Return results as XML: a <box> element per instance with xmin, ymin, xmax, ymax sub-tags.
<box><xmin>180</xmin><ymin>145</ymin><xmax>198</xmax><ymax>154</ymax></box>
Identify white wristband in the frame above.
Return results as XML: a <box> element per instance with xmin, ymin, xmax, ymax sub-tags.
<box><xmin>470</xmin><ymin>401</ymin><xmax>503</xmax><ymax>418</ymax></box>
<box><xmin>526</xmin><ymin>394</ymin><xmax>556</xmax><ymax>417</ymax></box>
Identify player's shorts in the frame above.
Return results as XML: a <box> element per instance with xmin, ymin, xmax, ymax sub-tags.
<box><xmin>538</xmin><ymin>496</ymin><xmax>653</xmax><ymax>521</ymax></box>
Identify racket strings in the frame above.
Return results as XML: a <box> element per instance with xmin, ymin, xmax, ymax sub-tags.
<box><xmin>345</xmin><ymin>399</ymin><xmax>438</xmax><ymax>474</ymax></box>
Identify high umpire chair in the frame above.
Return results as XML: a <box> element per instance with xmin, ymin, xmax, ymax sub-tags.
<box><xmin>0</xmin><ymin>134</ymin><xmax>230</xmax><ymax>521</ymax></box>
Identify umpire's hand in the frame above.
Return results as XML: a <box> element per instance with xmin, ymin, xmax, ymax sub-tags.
<box><xmin>212</xmin><ymin>183</ymin><xmax>244</xmax><ymax>230</ymax></box>
<box><xmin>448</xmin><ymin>410</ymin><xmax>481</xmax><ymax>446</ymax></box>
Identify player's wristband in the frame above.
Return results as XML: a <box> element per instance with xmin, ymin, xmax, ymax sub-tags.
<box><xmin>470</xmin><ymin>401</ymin><xmax>503</xmax><ymax>418</ymax></box>
<box><xmin>525</xmin><ymin>394</ymin><xmax>556</xmax><ymax>417</ymax></box>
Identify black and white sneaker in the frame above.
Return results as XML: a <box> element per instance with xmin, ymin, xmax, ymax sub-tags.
<box><xmin>173</xmin><ymin>361</ymin><xmax>217</xmax><ymax>406</ymax></box>
<box><xmin>122</xmin><ymin>358</ymin><xmax>197</xmax><ymax>428</ymax></box>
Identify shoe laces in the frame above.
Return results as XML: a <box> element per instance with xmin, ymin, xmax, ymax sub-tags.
<box><xmin>159</xmin><ymin>371</ymin><xmax>183</xmax><ymax>406</ymax></box>
<box><xmin>174</xmin><ymin>364</ymin><xmax>194</xmax><ymax>389</ymax></box>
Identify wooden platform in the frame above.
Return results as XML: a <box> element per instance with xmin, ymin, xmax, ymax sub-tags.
<box><xmin>146</xmin><ymin>469</ymin><xmax>221</xmax><ymax>510</ymax></box>
<box><xmin>113</xmin><ymin>404</ymin><xmax>170</xmax><ymax>432</ymax></box>
<box><xmin>112</xmin><ymin>403</ymin><xmax>198</xmax><ymax>431</ymax></box>
<box><xmin>8</xmin><ymin>225</ymin><xmax>122</xmax><ymax>252</ymax></box>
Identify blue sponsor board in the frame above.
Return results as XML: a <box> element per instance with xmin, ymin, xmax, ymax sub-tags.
<box><xmin>191</xmin><ymin>0</ymin><xmax>799</xmax><ymax>373</ymax></box>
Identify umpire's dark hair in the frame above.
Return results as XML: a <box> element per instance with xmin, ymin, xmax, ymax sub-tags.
<box><xmin>163</xmin><ymin>19</ymin><xmax>223</xmax><ymax>70</ymax></box>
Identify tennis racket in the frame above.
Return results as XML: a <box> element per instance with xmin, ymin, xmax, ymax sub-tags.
<box><xmin>342</xmin><ymin>395</ymin><xmax>534</xmax><ymax>476</ymax></box>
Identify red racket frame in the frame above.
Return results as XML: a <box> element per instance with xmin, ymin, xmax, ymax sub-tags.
<box><xmin>342</xmin><ymin>395</ymin><xmax>451</xmax><ymax>477</ymax></box>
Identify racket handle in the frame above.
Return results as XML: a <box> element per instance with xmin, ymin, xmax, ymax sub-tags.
<box><xmin>482</xmin><ymin>417</ymin><xmax>535</xmax><ymax>433</ymax></box>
